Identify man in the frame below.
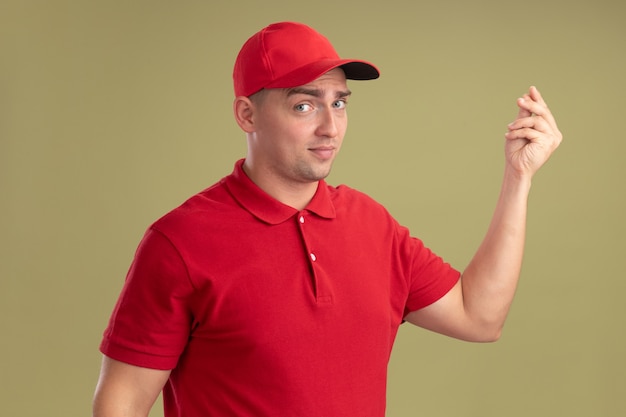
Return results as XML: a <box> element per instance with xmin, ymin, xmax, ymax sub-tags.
<box><xmin>93</xmin><ymin>21</ymin><xmax>562</xmax><ymax>417</ymax></box>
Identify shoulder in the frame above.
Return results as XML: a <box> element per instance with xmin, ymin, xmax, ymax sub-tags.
<box><xmin>151</xmin><ymin>178</ymin><xmax>236</xmax><ymax>236</ymax></box>
<box><xmin>327</xmin><ymin>183</ymin><xmax>392</xmax><ymax>218</ymax></box>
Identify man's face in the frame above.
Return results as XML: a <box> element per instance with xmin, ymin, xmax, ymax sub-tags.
<box><xmin>247</xmin><ymin>68</ymin><xmax>350</xmax><ymax>186</ymax></box>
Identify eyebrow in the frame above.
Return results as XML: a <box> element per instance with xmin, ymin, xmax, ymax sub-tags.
<box><xmin>286</xmin><ymin>87</ymin><xmax>352</xmax><ymax>99</ymax></box>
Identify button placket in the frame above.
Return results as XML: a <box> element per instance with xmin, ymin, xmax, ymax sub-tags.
<box><xmin>297</xmin><ymin>211</ymin><xmax>333</xmax><ymax>305</ymax></box>
<box><xmin>298</xmin><ymin>213</ymin><xmax>316</xmax><ymax>262</ymax></box>
<box><xmin>296</xmin><ymin>211</ymin><xmax>325</xmax><ymax>301</ymax></box>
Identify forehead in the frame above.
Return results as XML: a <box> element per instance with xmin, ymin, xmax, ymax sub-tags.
<box><xmin>284</xmin><ymin>68</ymin><xmax>349</xmax><ymax>98</ymax></box>
<box><xmin>299</xmin><ymin>67</ymin><xmax>347</xmax><ymax>88</ymax></box>
<box><xmin>254</xmin><ymin>68</ymin><xmax>349</xmax><ymax>103</ymax></box>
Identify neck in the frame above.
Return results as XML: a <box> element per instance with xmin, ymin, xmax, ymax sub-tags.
<box><xmin>242</xmin><ymin>160</ymin><xmax>319</xmax><ymax>210</ymax></box>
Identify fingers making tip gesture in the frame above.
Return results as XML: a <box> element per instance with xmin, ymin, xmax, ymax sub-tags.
<box><xmin>504</xmin><ymin>86</ymin><xmax>563</xmax><ymax>178</ymax></box>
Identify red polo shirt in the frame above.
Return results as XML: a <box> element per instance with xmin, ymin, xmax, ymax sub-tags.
<box><xmin>100</xmin><ymin>159</ymin><xmax>460</xmax><ymax>417</ymax></box>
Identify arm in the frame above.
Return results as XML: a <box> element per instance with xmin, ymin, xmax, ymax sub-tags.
<box><xmin>405</xmin><ymin>86</ymin><xmax>562</xmax><ymax>342</ymax></box>
<box><xmin>93</xmin><ymin>355</ymin><xmax>171</xmax><ymax>417</ymax></box>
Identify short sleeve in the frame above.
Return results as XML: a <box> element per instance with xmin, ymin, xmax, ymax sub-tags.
<box><xmin>393</xmin><ymin>224</ymin><xmax>460</xmax><ymax>318</ymax></box>
<box><xmin>100</xmin><ymin>228</ymin><xmax>195</xmax><ymax>370</ymax></box>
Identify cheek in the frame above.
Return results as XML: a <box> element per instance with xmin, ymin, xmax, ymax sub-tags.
<box><xmin>339</xmin><ymin>115</ymin><xmax>348</xmax><ymax>134</ymax></box>
<box><xmin>335</xmin><ymin>115</ymin><xmax>348</xmax><ymax>141</ymax></box>
<box><xmin>258</xmin><ymin>121</ymin><xmax>306</xmax><ymax>157</ymax></box>
<box><xmin>255</xmin><ymin>115</ymin><xmax>291</xmax><ymax>143</ymax></box>
<box><xmin>274</xmin><ymin>119</ymin><xmax>315</xmax><ymax>145</ymax></box>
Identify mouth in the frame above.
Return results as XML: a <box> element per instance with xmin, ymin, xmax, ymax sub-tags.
<box><xmin>308</xmin><ymin>146</ymin><xmax>336</xmax><ymax>160</ymax></box>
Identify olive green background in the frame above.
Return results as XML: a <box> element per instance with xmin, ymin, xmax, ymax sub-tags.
<box><xmin>2</xmin><ymin>0</ymin><xmax>624</xmax><ymax>416</ymax></box>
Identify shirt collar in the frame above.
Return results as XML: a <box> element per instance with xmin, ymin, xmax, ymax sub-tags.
<box><xmin>224</xmin><ymin>159</ymin><xmax>336</xmax><ymax>225</ymax></box>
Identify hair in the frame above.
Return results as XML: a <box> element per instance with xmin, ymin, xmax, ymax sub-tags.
<box><xmin>248</xmin><ymin>88</ymin><xmax>268</xmax><ymax>104</ymax></box>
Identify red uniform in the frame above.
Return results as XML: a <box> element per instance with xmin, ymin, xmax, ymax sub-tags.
<box><xmin>100</xmin><ymin>159</ymin><xmax>460</xmax><ymax>416</ymax></box>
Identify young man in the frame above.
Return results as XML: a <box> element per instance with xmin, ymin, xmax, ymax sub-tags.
<box><xmin>93</xmin><ymin>21</ymin><xmax>562</xmax><ymax>417</ymax></box>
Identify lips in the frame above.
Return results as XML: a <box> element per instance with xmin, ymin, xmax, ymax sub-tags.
<box><xmin>309</xmin><ymin>146</ymin><xmax>336</xmax><ymax>160</ymax></box>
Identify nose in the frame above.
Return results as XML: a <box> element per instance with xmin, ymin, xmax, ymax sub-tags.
<box><xmin>315</xmin><ymin>108</ymin><xmax>339</xmax><ymax>138</ymax></box>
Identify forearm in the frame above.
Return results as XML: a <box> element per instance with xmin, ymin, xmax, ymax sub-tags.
<box><xmin>406</xmin><ymin>86</ymin><xmax>560</xmax><ymax>342</ymax></box>
<box><xmin>461</xmin><ymin>167</ymin><xmax>531</xmax><ymax>336</ymax></box>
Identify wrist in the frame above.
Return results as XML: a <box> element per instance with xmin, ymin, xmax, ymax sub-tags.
<box><xmin>502</xmin><ymin>166</ymin><xmax>532</xmax><ymax>196</ymax></box>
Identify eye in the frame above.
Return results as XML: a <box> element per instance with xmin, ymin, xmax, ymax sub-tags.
<box><xmin>332</xmin><ymin>99</ymin><xmax>347</xmax><ymax>109</ymax></box>
<box><xmin>294</xmin><ymin>103</ymin><xmax>313</xmax><ymax>112</ymax></box>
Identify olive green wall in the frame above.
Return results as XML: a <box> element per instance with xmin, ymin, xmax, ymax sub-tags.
<box><xmin>2</xmin><ymin>0</ymin><xmax>624</xmax><ymax>416</ymax></box>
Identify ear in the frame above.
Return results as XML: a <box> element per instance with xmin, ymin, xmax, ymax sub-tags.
<box><xmin>233</xmin><ymin>96</ymin><xmax>256</xmax><ymax>133</ymax></box>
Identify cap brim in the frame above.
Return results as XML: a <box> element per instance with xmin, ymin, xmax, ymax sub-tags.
<box><xmin>265</xmin><ymin>59</ymin><xmax>379</xmax><ymax>90</ymax></box>
<box><xmin>340</xmin><ymin>61</ymin><xmax>380</xmax><ymax>80</ymax></box>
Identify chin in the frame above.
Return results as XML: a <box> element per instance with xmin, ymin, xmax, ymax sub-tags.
<box><xmin>313</xmin><ymin>165</ymin><xmax>334</xmax><ymax>181</ymax></box>
<box><xmin>294</xmin><ymin>160</ymin><xmax>334</xmax><ymax>182</ymax></box>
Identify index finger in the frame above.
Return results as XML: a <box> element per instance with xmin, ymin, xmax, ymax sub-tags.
<box><xmin>520</xmin><ymin>86</ymin><xmax>558</xmax><ymax>129</ymax></box>
<box><xmin>529</xmin><ymin>86</ymin><xmax>547</xmax><ymax>106</ymax></box>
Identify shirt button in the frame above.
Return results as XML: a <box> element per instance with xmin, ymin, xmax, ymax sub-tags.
<box><xmin>299</xmin><ymin>216</ymin><xmax>305</xmax><ymax>224</ymax></box>
<box><xmin>310</xmin><ymin>253</ymin><xmax>317</xmax><ymax>262</ymax></box>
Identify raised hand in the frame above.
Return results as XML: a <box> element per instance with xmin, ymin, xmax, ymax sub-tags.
<box><xmin>504</xmin><ymin>86</ymin><xmax>562</xmax><ymax>178</ymax></box>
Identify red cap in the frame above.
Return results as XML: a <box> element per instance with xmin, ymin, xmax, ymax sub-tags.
<box><xmin>233</xmin><ymin>22</ymin><xmax>380</xmax><ymax>97</ymax></box>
